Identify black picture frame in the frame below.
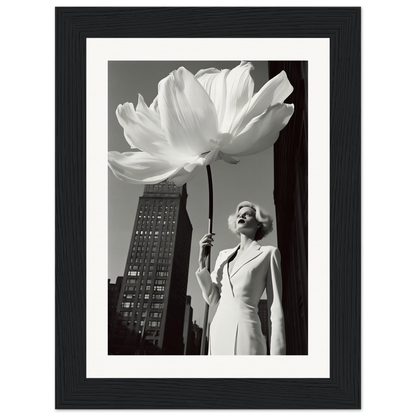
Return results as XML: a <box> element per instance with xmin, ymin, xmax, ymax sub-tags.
<box><xmin>56</xmin><ymin>7</ymin><xmax>360</xmax><ymax>409</ymax></box>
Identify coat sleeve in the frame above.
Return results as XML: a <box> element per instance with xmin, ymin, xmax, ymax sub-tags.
<box><xmin>266</xmin><ymin>247</ymin><xmax>286</xmax><ymax>355</ymax></box>
<box><xmin>195</xmin><ymin>251</ymin><xmax>223</xmax><ymax>306</ymax></box>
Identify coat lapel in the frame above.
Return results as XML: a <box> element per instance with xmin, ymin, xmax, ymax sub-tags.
<box><xmin>224</xmin><ymin>246</ymin><xmax>239</xmax><ymax>279</ymax></box>
<box><xmin>229</xmin><ymin>241</ymin><xmax>263</xmax><ymax>278</ymax></box>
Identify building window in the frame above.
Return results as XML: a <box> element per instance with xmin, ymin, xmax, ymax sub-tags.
<box><xmin>124</xmin><ymin>293</ymin><xmax>135</xmax><ymax>299</ymax></box>
<box><xmin>152</xmin><ymin>294</ymin><xmax>164</xmax><ymax>300</ymax></box>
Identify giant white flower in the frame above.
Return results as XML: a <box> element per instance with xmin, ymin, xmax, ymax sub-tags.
<box><xmin>108</xmin><ymin>61</ymin><xmax>294</xmax><ymax>186</ymax></box>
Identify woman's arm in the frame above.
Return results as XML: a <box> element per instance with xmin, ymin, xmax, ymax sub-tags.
<box><xmin>195</xmin><ymin>265</ymin><xmax>221</xmax><ymax>306</ymax></box>
<box><xmin>266</xmin><ymin>248</ymin><xmax>286</xmax><ymax>355</ymax></box>
<box><xmin>198</xmin><ymin>233</ymin><xmax>215</xmax><ymax>270</ymax></box>
<box><xmin>195</xmin><ymin>233</ymin><xmax>221</xmax><ymax>305</ymax></box>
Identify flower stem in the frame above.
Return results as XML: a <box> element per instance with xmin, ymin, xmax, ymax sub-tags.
<box><xmin>206</xmin><ymin>165</ymin><xmax>214</xmax><ymax>236</ymax></box>
<box><xmin>200</xmin><ymin>165</ymin><xmax>213</xmax><ymax>355</ymax></box>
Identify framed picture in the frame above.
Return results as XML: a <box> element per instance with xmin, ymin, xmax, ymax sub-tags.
<box><xmin>56</xmin><ymin>7</ymin><xmax>360</xmax><ymax>409</ymax></box>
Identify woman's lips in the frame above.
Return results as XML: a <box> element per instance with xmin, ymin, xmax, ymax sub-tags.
<box><xmin>238</xmin><ymin>219</ymin><xmax>245</xmax><ymax>224</ymax></box>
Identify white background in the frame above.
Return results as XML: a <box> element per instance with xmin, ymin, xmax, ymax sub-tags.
<box><xmin>87</xmin><ymin>38</ymin><xmax>330</xmax><ymax>378</ymax></box>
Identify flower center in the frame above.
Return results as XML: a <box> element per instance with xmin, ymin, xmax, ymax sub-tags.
<box><xmin>217</xmin><ymin>133</ymin><xmax>233</xmax><ymax>148</ymax></box>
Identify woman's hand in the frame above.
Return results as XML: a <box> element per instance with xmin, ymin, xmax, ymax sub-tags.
<box><xmin>198</xmin><ymin>233</ymin><xmax>215</xmax><ymax>270</ymax></box>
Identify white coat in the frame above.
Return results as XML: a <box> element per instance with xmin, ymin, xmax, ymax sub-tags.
<box><xmin>196</xmin><ymin>240</ymin><xmax>286</xmax><ymax>355</ymax></box>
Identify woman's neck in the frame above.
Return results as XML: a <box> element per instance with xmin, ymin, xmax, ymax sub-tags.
<box><xmin>239</xmin><ymin>234</ymin><xmax>255</xmax><ymax>251</ymax></box>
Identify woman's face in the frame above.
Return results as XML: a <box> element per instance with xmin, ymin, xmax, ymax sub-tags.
<box><xmin>236</xmin><ymin>207</ymin><xmax>259</xmax><ymax>236</ymax></box>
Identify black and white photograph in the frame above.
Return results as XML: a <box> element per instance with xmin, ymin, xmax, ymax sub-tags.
<box><xmin>50</xmin><ymin>2</ymin><xmax>367</xmax><ymax>415</ymax></box>
<box><xmin>106</xmin><ymin>60</ymin><xmax>308</xmax><ymax>356</ymax></box>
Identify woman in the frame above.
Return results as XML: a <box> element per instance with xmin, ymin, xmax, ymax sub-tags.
<box><xmin>196</xmin><ymin>201</ymin><xmax>286</xmax><ymax>355</ymax></box>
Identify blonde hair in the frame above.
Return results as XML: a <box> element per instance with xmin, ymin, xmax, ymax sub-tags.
<box><xmin>228</xmin><ymin>201</ymin><xmax>273</xmax><ymax>241</ymax></box>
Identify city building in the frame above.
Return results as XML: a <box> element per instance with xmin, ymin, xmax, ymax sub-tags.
<box><xmin>108</xmin><ymin>181</ymin><xmax>193</xmax><ymax>355</ymax></box>
<box><xmin>271</xmin><ymin>61</ymin><xmax>308</xmax><ymax>354</ymax></box>
<box><xmin>108</xmin><ymin>276</ymin><xmax>123</xmax><ymax>351</ymax></box>
<box><xmin>257</xmin><ymin>299</ymin><xmax>271</xmax><ymax>355</ymax></box>
<box><xmin>191</xmin><ymin>321</ymin><xmax>207</xmax><ymax>355</ymax></box>
<box><xmin>183</xmin><ymin>296</ymin><xmax>194</xmax><ymax>355</ymax></box>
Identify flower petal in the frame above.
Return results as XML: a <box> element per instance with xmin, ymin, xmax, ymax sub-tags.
<box><xmin>219</xmin><ymin>61</ymin><xmax>255</xmax><ymax>134</ymax></box>
<box><xmin>217</xmin><ymin>151</ymin><xmax>239</xmax><ymax>164</ymax></box>
<box><xmin>149</xmin><ymin>95</ymin><xmax>159</xmax><ymax>113</ymax></box>
<box><xmin>182</xmin><ymin>146</ymin><xmax>221</xmax><ymax>172</ymax></box>
<box><xmin>108</xmin><ymin>151</ymin><xmax>179</xmax><ymax>185</ymax></box>
<box><xmin>116</xmin><ymin>97</ymin><xmax>171</xmax><ymax>159</ymax></box>
<box><xmin>222</xmin><ymin>103</ymin><xmax>295</xmax><ymax>156</ymax></box>
<box><xmin>252</xmin><ymin>70</ymin><xmax>294</xmax><ymax>107</ymax></box>
<box><xmin>170</xmin><ymin>167</ymin><xmax>199</xmax><ymax>187</ymax></box>
<box><xmin>195</xmin><ymin>67</ymin><xmax>230</xmax><ymax>130</ymax></box>
<box><xmin>158</xmin><ymin>67</ymin><xmax>219</xmax><ymax>156</ymax></box>
<box><xmin>231</xmin><ymin>70</ymin><xmax>293</xmax><ymax>137</ymax></box>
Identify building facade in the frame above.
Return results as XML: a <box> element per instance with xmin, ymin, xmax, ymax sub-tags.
<box><xmin>270</xmin><ymin>61</ymin><xmax>308</xmax><ymax>355</ymax></box>
<box><xmin>183</xmin><ymin>295</ymin><xmax>194</xmax><ymax>355</ymax></box>
<box><xmin>257</xmin><ymin>299</ymin><xmax>271</xmax><ymax>355</ymax></box>
<box><xmin>191</xmin><ymin>321</ymin><xmax>207</xmax><ymax>355</ymax></box>
<box><xmin>108</xmin><ymin>181</ymin><xmax>193</xmax><ymax>355</ymax></box>
<box><xmin>108</xmin><ymin>276</ymin><xmax>123</xmax><ymax>352</ymax></box>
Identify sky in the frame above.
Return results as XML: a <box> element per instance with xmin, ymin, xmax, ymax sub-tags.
<box><xmin>108</xmin><ymin>60</ymin><xmax>281</xmax><ymax>325</ymax></box>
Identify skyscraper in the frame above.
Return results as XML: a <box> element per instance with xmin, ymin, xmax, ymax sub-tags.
<box><xmin>108</xmin><ymin>276</ymin><xmax>123</xmax><ymax>352</ymax></box>
<box><xmin>108</xmin><ymin>181</ymin><xmax>193</xmax><ymax>355</ymax></box>
<box><xmin>271</xmin><ymin>61</ymin><xmax>308</xmax><ymax>355</ymax></box>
